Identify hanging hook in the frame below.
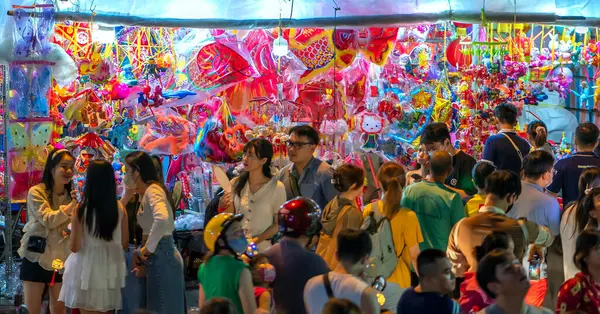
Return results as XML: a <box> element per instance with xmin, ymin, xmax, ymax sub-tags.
<box><xmin>89</xmin><ymin>0</ymin><xmax>97</xmax><ymax>15</ymax></box>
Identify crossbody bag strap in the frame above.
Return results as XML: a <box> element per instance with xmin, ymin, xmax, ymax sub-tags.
<box><xmin>500</xmin><ymin>133</ymin><xmax>524</xmax><ymax>162</ymax></box>
<box><xmin>322</xmin><ymin>273</ymin><xmax>334</xmax><ymax>298</ymax></box>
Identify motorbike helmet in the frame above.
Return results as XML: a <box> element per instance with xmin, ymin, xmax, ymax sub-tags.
<box><xmin>278</xmin><ymin>197</ymin><xmax>322</xmax><ymax>238</ymax></box>
<box><xmin>204</xmin><ymin>213</ymin><xmax>244</xmax><ymax>252</ymax></box>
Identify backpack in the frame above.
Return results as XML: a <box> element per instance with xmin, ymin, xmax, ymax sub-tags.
<box><xmin>360</xmin><ymin>202</ymin><xmax>398</xmax><ymax>279</ymax></box>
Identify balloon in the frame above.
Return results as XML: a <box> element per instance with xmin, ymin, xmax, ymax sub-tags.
<box><xmin>446</xmin><ymin>39</ymin><xmax>472</xmax><ymax>68</ymax></box>
<box><xmin>110</xmin><ymin>82</ymin><xmax>130</xmax><ymax>100</ymax></box>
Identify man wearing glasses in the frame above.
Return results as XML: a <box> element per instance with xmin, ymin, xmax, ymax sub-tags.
<box><xmin>278</xmin><ymin>125</ymin><xmax>338</xmax><ymax>210</ymax></box>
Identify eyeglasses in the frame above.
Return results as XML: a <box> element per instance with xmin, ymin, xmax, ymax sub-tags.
<box><xmin>286</xmin><ymin>140</ymin><xmax>314</xmax><ymax>149</ymax></box>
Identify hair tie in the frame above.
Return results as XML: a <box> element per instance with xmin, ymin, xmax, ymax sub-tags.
<box><xmin>585</xmin><ymin>184</ymin><xmax>592</xmax><ymax>195</ymax></box>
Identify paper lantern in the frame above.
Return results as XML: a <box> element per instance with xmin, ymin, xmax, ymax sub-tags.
<box><xmin>446</xmin><ymin>39</ymin><xmax>472</xmax><ymax>68</ymax></box>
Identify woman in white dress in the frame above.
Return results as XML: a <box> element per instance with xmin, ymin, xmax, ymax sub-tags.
<box><xmin>59</xmin><ymin>159</ymin><xmax>128</xmax><ymax>313</ymax></box>
<box><xmin>222</xmin><ymin>139</ymin><xmax>287</xmax><ymax>252</ymax></box>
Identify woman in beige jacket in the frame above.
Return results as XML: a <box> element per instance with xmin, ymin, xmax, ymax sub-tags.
<box><xmin>18</xmin><ymin>149</ymin><xmax>79</xmax><ymax>314</ymax></box>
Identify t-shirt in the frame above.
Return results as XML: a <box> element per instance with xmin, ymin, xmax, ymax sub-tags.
<box><xmin>465</xmin><ymin>194</ymin><xmax>485</xmax><ymax>217</ymax></box>
<box><xmin>397</xmin><ymin>287</ymin><xmax>460</xmax><ymax>314</ymax></box>
<box><xmin>459</xmin><ymin>272</ymin><xmax>494</xmax><ymax>313</ymax></box>
<box><xmin>401</xmin><ymin>181</ymin><xmax>465</xmax><ymax>251</ymax></box>
<box><xmin>482</xmin><ymin>131</ymin><xmax>531</xmax><ymax>174</ymax></box>
<box><xmin>198</xmin><ymin>255</ymin><xmax>248</xmax><ymax>314</ymax></box>
<box><xmin>446</xmin><ymin>150</ymin><xmax>477</xmax><ymax>196</ymax></box>
<box><xmin>264</xmin><ymin>238</ymin><xmax>330</xmax><ymax>314</ymax></box>
<box><xmin>363</xmin><ymin>201</ymin><xmax>423</xmax><ymax>288</ymax></box>
<box><xmin>508</xmin><ymin>181</ymin><xmax>561</xmax><ymax>236</ymax></box>
<box><xmin>478</xmin><ymin>303</ymin><xmax>553</xmax><ymax>314</ymax></box>
<box><xmin>303</xmin><ymin>272</ymin><xmax>369</xmax><ymax>314</ymax></box>
<box><xmin>547</xmin><ymin>152</ymin><xmax>600</xmax><ymax>206</ymax></box>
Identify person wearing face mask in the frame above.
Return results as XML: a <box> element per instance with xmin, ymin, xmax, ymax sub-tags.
<box><xmin>220</xmin><ymin>139</ymin><xmax>287</xmax><ymax>252</ymax></box>
<box><xmin>447</xmin><ymin>170</ymin><xmax>554</xmax><ymax>300</ymax></box>
<box><xmin>506</xmin><ymin>151</ymin><xmax>561</xmax><ymax>308</ymax></box>
<box><xmin>249</xmin><ymin>254</ymin><xmax>276</xmax><ymax>313</ymax></box>
<box><xmin>122</xmin><ymin>151</ymin><xmax>184</xmax><ymax>314</ymax></box>
<box><xmin>18</xmin><ymin>149</ymin><xmax>78</xmax><ymax>314</ymax></box>
<box><xmin>304</xmin><ymin>229</ymin><xmax>381</xmax><ymax>314</ymax></box>
<box><xmin>476</xmin><ymin>250</ymin><xmax>553</xmax><ymax>314</ymax></box>
<box><xmin>198</xmin><ymin>213</ymin><xmax>257</xmax><ymax>314</ymax></box>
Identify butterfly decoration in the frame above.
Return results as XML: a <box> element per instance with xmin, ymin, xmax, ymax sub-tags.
<box><xmin>10</xmin><ymin>63</ymin><xmax>52</xmax><ymax>118</ymax></box>
<box><xmin>13</xmin><ymin>6</ymin><xmax>55</xmax><ymax>58</ymax></box>
<box><xmin>8</xmin><ymin>121</ymin><xmax>53</xmax><ymax>200</ymax></box>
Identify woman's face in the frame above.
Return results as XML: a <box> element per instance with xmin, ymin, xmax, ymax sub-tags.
<box><xmin>242</xmin><ymin>147</ymin><xmax>266</xmax><ymax>173</ymax></box>
<box><xmin>225</xmin><ymin>220</ymin><xmax>245</xmax><ymax>241</ymax></box>
<box><xmin>124</xmin><ymin>162</ymin><xmax>141</xmax><ymax>188</ymax></box>
<box><xmin>53</xmin><ymin>155</ymin><xmax>75</xmax><ymax>187</ymax></box>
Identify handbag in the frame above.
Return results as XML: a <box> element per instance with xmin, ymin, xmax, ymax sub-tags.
<box><xmin>27</xmin><ymin>236</ymin><xmax>47</xmax><ymax>254</ymax></box>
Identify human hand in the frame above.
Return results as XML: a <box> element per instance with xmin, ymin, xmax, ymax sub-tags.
<box><xmin>70</xmin><ymin>190</ymin><xmax>79</xmax><ymax>204</ymax></box>
<box><xmin>220</xmin><ymin>191</ymin><xmax>232</xmax><ymax>209</ymax></box>
<box><xmin>139</xmin><ymin>246</ymin><xmax>152</xmax><ymax>262</ymax></box>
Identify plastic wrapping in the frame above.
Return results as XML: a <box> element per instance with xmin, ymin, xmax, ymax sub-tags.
<box><xmin>138</xmin><ymin>108</ymin><xmax>197</xmax><ymax>156</ymax></box>
<box><xmin>9</xmin><ymin>62</ymin><xmax>52</xmax><ymax>118</ymax></box>
<box><xmin>7</xmin><ymin>121</ymin><xmax>52</xmax><ymax>201</ymax></box>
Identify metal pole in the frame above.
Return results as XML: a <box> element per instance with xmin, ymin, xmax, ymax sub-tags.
<box><xmin>5</xmin><ymin>9</ymin><xmax>561</xmax><ymax>29</ymax></box>
<box><xmin>1</xmin><ymin>64</ymin><xmax>13</xmax><ymax>303</ymax></box>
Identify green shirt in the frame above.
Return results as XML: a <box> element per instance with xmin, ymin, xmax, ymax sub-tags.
<box><xmin>401</xmin><ymin>181</ymin><xmax>466</xmax><ymax>251</ymax></box>
<box><xmin>198</xmin><ymin>255</ymin><xmax>248</xmax><ymax>313</ymax></box>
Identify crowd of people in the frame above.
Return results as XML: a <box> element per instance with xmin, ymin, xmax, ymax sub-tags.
<box><xmin>16</xmin><ymin>103</ymin><xmax>600</xmax><ymax>314</ymax></box>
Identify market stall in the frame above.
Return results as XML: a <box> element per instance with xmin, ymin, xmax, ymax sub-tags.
<box><xmin>1</xmin><ymin>0</ymin><xmax>600</xmax><ymax>302</ymax></box>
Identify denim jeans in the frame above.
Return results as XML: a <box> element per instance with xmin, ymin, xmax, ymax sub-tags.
<box><xmin>118</xmin><ymin>245</ymin><xmax>147</xmax><ymax>314</ymax></box>
<box><xmin>145</xmin><ymin>236</ymin><xmax>185</xmax><ymax>314</ymax></box>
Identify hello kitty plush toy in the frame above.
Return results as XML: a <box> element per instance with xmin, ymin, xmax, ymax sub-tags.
<box><xmin>355</xmin><ymin>112</ymin><xmax>386</xmax><ymax>151</ymax></box>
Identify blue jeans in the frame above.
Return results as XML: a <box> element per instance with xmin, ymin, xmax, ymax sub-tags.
<box><xmin>118</xmin><ymin>245</ymin><xmax>147</xmax><ymax>314</ymax></box>
<box><xmin>145</xmin><ymin>236</ymin><xmax>185</xmax><ymax>314</ymax></box>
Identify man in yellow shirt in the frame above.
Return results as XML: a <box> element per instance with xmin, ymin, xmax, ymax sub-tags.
<box><xmin>465</xmin><ymin>161</ymin><xmax>496</xmax><ymax>217</ymax></box>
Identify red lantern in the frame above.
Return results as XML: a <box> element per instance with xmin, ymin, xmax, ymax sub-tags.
<box><xmin>446</xmin><ymin>39</ymin><xmax>472</xmax><ymax>68</ymax></box>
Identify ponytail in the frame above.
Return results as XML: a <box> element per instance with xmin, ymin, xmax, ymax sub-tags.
<box><xmin>381</xmin><ymin>177</ymin><xmax>402</xmax><ymax>218</ymax></box>
<box><xmin>534</xmin><ymin>126</ymin><xmax>547</xmax><ymax>148</ymax></box>
<box><xmin>377</xmin><ymin>162</ymin><xmax>407</xmax><ymax>219</ymax></box>
<box><xmin>527</xmin><ymin>120</ymin><xmax>548</xmax><ymax>149</ymax></box>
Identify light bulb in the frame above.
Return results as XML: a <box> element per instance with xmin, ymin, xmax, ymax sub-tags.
<box><xmin>273</xmin><ymin>36</ymin><xmax>289</xmax><ymax>57</ymax></box>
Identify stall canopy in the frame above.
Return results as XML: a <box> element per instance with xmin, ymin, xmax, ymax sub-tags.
<box><xmin>2</xmin><ymin>0</ymin><xmax>600</xmax><ymax>28</ymax></box>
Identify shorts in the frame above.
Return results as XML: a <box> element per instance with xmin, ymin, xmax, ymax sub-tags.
<box><xmin>19</xmin><ymin>258</ymin><xmax>63</xmax><ymax>283</ymax></box>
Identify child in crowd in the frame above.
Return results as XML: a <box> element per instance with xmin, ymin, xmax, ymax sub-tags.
<box><xmin>465</xmin><ymin>161</ymin><xmax>496</xmax><ymax>217</ymax></box>
<box><xmin>250</xmin><ymin>254</ymin><xmax>276</xmax><ymax>313</ymax></box>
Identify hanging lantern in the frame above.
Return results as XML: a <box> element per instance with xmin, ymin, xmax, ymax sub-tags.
<box><xmin>446</xmin><ymin>38</ymin><xmax>472</xmax><ymax>68</ymax></box>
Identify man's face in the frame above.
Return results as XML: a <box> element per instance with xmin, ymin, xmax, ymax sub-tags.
<box><xmin>429</xmin><ymin>257</ymin><xmax>456</xmax><ymax>295</ymax></box>
<box><xmin>287</xmin><ymin>132</ymin><xmax>316</xmax><ymax>164</ymax></box>
<box><xmin>423</xmin><ymin>139</ymin><xmax>451</xmax><ymax>155</ymax></box>
<box><xmin>491</xmin><ymin>253</ymin><xmax>530</xmax><ymax>297</ymax></box>
<box><xmin>417</xmin><ymin>144</ymin><xmax>430</xmax><ymax>166</ymax></box>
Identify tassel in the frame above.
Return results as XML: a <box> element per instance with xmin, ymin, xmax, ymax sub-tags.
<box><xmin>50</xmin><ymin>259</ymin><xmax>64</xmax><ymax>287</ymax></box>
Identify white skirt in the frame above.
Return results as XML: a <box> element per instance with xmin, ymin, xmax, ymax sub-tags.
<box><xmin>58</xmin><ymin>242</ymin><xmax>126</xmax><ymax>311</ymax></box>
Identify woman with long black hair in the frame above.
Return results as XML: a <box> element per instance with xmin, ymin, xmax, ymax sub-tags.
<box><xmin>123</xmin><ymin>151</ymin><xmax>185</xmax><ymax>313</ymax></box>
<box><xmin>59</xmin><ymin>159</ymin><xmax>128</xmax><ymax>313</ymax></box>
<box><xmin>18</xmin><ymin>149</ymin><xmax>77</xmax><ymax>314</ymax></box>
<box><xmin>222</xmin><ymin>139</ymin><xmax>286</xmax><ymax>252</ymax></box>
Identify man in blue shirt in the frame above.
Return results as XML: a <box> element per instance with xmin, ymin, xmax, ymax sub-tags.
<box><xmin>277</xmin><ymin>125</ymin><xmax>338</xmax><ymax>210</ymax></box>
<box><xmin>482</xmin><ymin>103</ymin><xmax>531</xmax><ymax>174</ymax></box>
<box><xmin>507</xmin><ymin>150</ymin><xmax>562</xmax><ymax>308</ymax></box>
<box><xmin>508</xmin><ymin>150</ymin><xmax>560</xmax><ymax>236</ymax></box>
<box><xmin>547</xmin><ymin>122</ymin><xmax>600</xmax><ymax>206</ymax></box>
<box><xmin>397</xmin><ymin>249</ymin><xmax>460</xmax><ymax>314</ymax></box>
